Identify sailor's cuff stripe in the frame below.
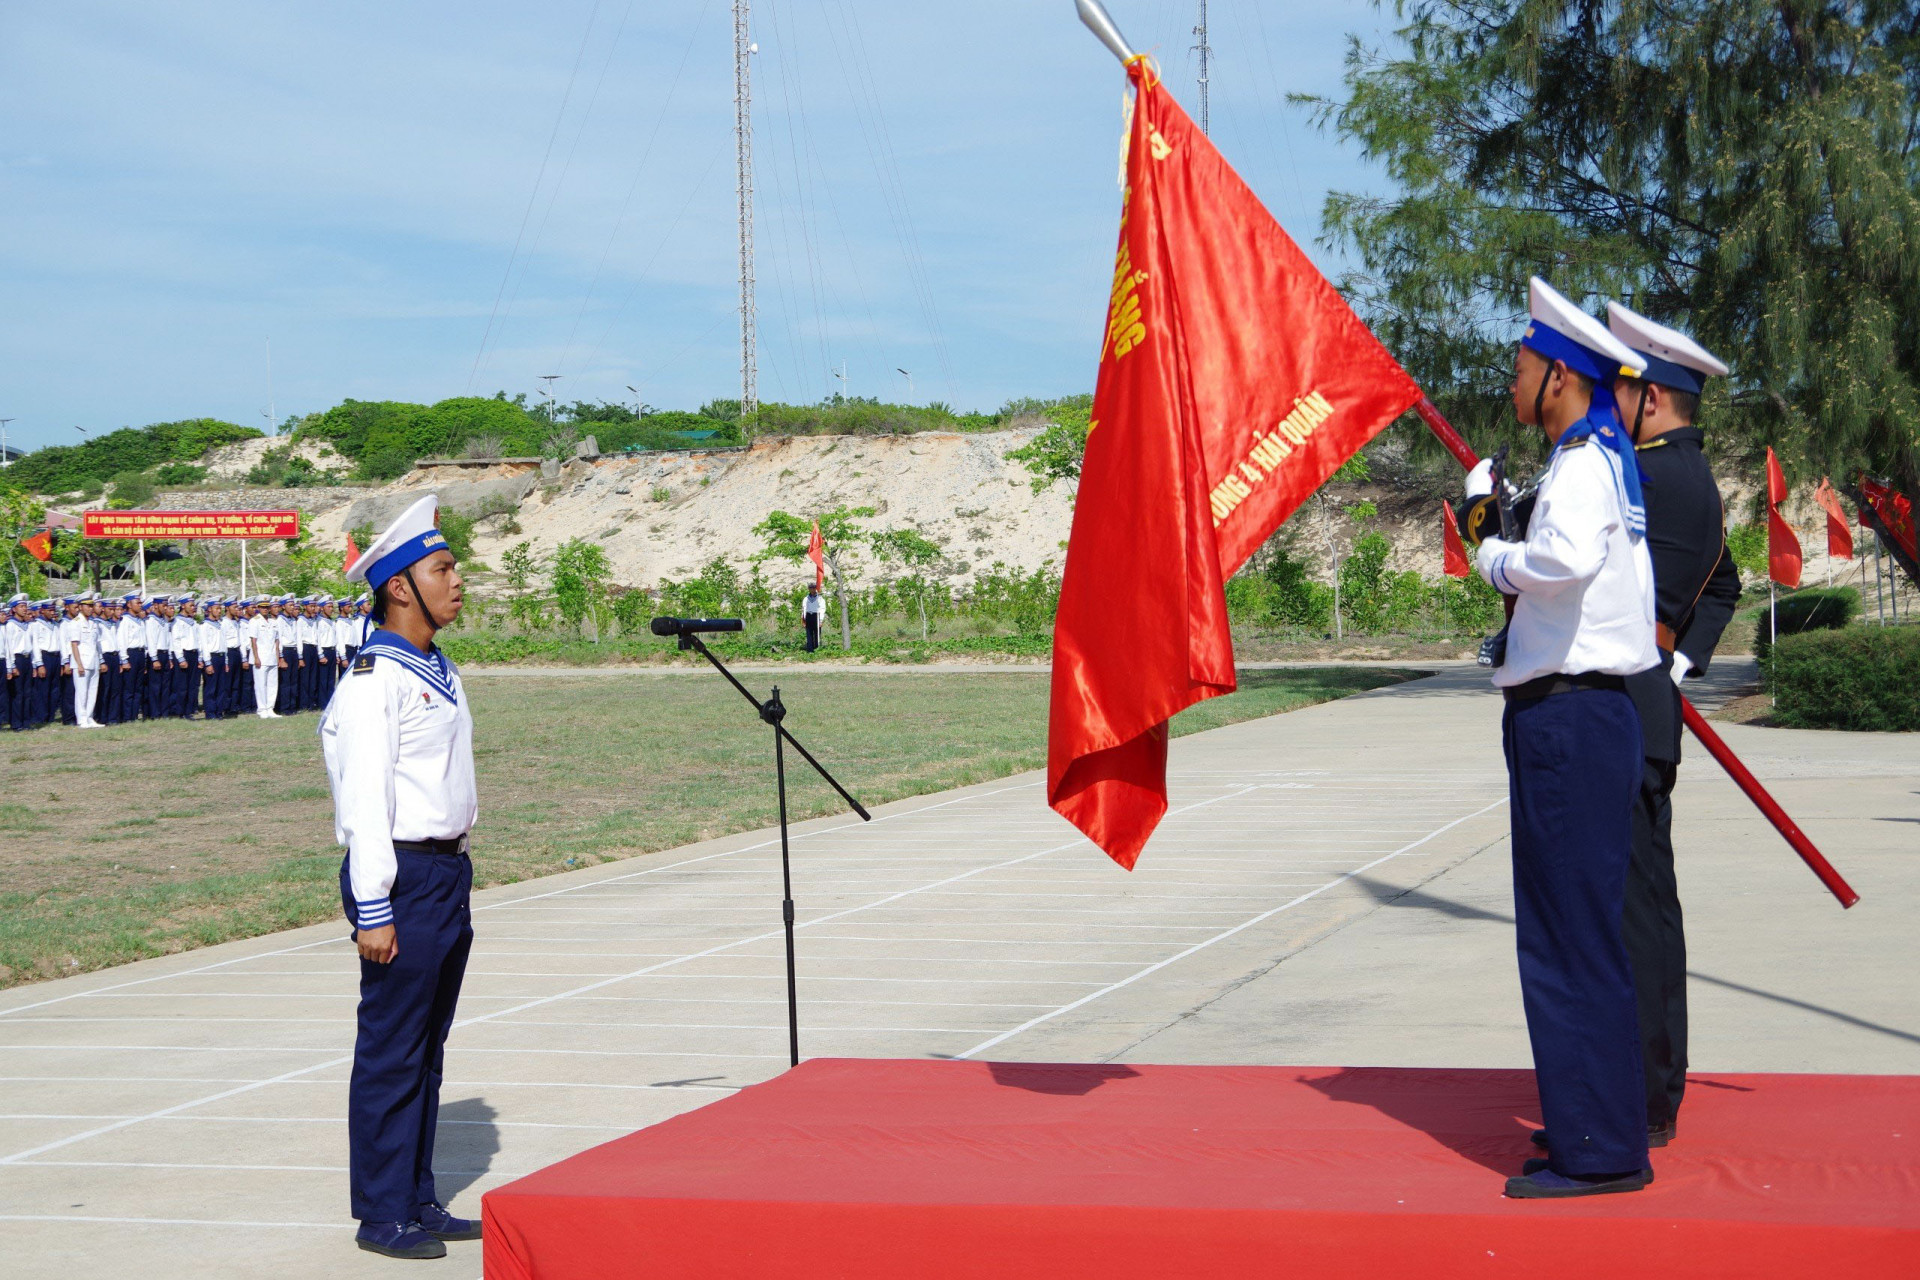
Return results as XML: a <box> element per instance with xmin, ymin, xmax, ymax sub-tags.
<box><xmin>355</xmin><ymin>898</ymin><xmax>394</xmax><ymax>927</ymax></box>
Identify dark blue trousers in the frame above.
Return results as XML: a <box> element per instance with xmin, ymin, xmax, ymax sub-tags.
<box><xmin>341</xmin><ymin>850</ymin><xmax>473</xmax><ymax>1224</ymax></box>
<box><xmin>172</xmin><ymin>649</ymin><xmax>200</xmax><ymax>717</ymax></box>
<box><xmin>6</xmin><ymin>656</ymin><xmax>31</xmax><ymax>730</ymax></box>
<box><xmin>275</xmin><ymin>647</ymin><xmax>298</xmax><ymax>715</ymax></box>
<box><xmin>58</xmin><ymin>664</ymin><xmax>75</xmax><ymax>725</ymax></box>
<box><xmin>231</xmin><ymin>647</ymin><xmax>255</xmax><ymax>714</ymax></box>
<box><xmin>1503</xmin><ymin>685</ymin><xmax>1649</xmax><ymax>1176</ymax></box>
<box><xmin>35</xmin><ymin>652</ymin><xmax>58</xmax><ymax>725</ymax></box>
<box><xmin>299</xmin><ymin>643</ymin><xmax>320</xmax><ymax>710</ymax></box>
<box><xmin>205</xmin><ymin>651</ymin><xmax>229</xmax><ymax>718</ymax></box>
<box><xmin>316</xmin><ymin>650</ymin><xmax>338</xmax><ymax>708</ymax></box>
<box><xmin>145</xmin><ymin>654</ymin><xmax>169</xmax><ymax>720</ymax></box>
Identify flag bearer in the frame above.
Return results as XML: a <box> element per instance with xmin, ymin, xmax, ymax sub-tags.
<box><xmin>1597</xmin><ymin>303</ymin><xmax>1742</xmax><ymax>1151</ymax></box>
<box><xmin>1470</xmin><ymin>277</ymin><xmax>1659</xmax><ymax>1198</ymax></box>
<box><xmin>320</xmin><ymin>495</ymin><xmax>480</xmax><ymax>1259</ymax></box>
<box><xmin>32</xmin><ymin>600</ymin><xmax>61</xmax><ymax>727</ymax></box>
<box><xmin>120</xmin><ymin>595</ymin><xmax>148</xmax><ymax>725</ymax></box>
<box><xmin>4</xmin><ymin>595</ymin><xmax>34</xmax><ymax>731</ymax></box>
<box><xmin>230</xmin><ymin>599</ymin><xmax>255</xmax><ymax>716</ymax></box>
<box><xmin>275</xmin><ymin>596</ymin><xmax>302</xmax><ymax>715</ymax></box>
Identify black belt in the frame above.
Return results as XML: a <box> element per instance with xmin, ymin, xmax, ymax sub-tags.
<box><xmin>393</xmin><ymin>835</ymin><xmax>470</xmax><ymax>856</ymax></box>
<box><xmin>1503</xmin><ymin>671</ymin><xmax>1626</xmax><ymax>702</ymax></box>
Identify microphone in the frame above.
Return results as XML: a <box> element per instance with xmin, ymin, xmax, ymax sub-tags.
<box><xmin>650</xmin><ymin>616</ymin><xmax>745</xmax><ymax>637</ymax></box>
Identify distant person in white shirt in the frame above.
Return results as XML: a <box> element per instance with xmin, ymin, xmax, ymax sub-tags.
<box><xmin>65</xmin><ymin>596</ymin><xmax>103</xmax><ymax>728</ymax></box>
<box><xmin>1467</xmin><ymin>278</ymin><xmax>1658</xmax><ymax>1200</ymax></box>
<box><xmin>801</xmin><ymin>582</ymin><xmax>825</xmax><ymax>652</ymax></box>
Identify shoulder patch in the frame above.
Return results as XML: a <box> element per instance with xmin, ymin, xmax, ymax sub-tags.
<box><xmin>353</xmin><ymin>653</ymin><xmax>376</xmax><ymax>674</ymax></box>
<box><xmin>1560</xmin><ymin>435</ymin><xmax>1589</xmax><ymax>449</ymax></box>
<box><xmin>1634</xmin><ymin>437</ymin><xmax>1670</xmax><ymax>452</ymax></box>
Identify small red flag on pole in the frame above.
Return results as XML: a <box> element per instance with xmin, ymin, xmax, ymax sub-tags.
<box><xmin>1813</xmin><ymin>478</ymin><xmax>1852</xmax><ymax>560</ymax></box>
<box><xmin>1765</xmin><ymin>447</ymin><xmax>1802</xmax><ymax>588</ymax></box>
<box><xmin>1049</xmin><ymin>59</ymin><xmax>1421</xmax><ymax>868</ymax></box>
<box><xmin>344</xmin><ymin>534</ymin><xmax>361</xmax><ymax>574</ymax></box>
<box><xmin>20</xmin><ymin>529</ymin><xmax>52</xmax><ymax>562</ymax></box>
<box><xmin>806</xmin><ymin>519</ymin><xmax>826</xmax><ymax>589</ymax></box>
<box><xmin>1441</xmin><ymin>504</ymin><xmax>1470</xmax><ymax>578</ymax></box>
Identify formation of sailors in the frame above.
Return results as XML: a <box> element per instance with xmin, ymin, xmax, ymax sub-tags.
<box><xmin>2</xmin><ymin>591</ymin><xmax>375</xmax><ymax>730</ymax></box>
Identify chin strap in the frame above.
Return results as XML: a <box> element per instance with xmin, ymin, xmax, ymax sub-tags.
<box><xmin>399</xmin><ymin>566</ymin><xmax>446</xmax><ymax>633</ymax></box>
<box><xmin>1630</xmin><ymin>385</ymin><xmax>1651</xmax><ymax>444</ymax></box>
<box><xmin>1531</xmin><ymin>366</ymin><xmax>1553</xmax><ymax>429</ymax></box>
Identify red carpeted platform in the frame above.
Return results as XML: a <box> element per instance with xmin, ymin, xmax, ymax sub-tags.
<box><xmin>482</xmin><ymin>1059</ymin><xmax>1919</xmax><ymax>1279</ymax></box>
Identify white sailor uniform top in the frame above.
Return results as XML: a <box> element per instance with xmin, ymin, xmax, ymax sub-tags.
<box><xmin>319</xmin><ymin>633</ymin><xmax>477</xmax><ymax>930</ymax></box>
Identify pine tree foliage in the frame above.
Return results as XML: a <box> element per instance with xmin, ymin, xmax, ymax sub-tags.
<box><xmin>1312</xmin><ymin>0</ymin><xmax>1920</xmax><ymax>485</ymax></box>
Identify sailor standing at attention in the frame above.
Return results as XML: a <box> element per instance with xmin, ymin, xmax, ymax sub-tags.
<box><xmin>97</xmin><ymin>597</ymin><xmax>123</xmax><ymax>725</ymax></box>
<box><xmin>249</xmin><ymin>599</ymin><xmax>280</xmax><ymax>718</ymax></box>
<box><xmin>313</xmin><ymin>595</ymin><xmax>339</xmax><ymax>708</ymax></box>
<box><xmin>120</xmin><ymin>595</ymin><xmax>148</xmax><ymax>725</ymax></box>
<box><xmin>57</xmin><ymin>598</ymin><xmax>82</xmax><ymax>726</ymax></box>
<box><xmin>199</xmin><ymin>599</ymin><xmax>228</xmax><ymax>720</ymax></box>
<box><xmin>144</xmin><ymin>597</ymin><xmax>171</xmax><ymax>721</ymax></box>
<box><xmin>321</xmin><ymin>495</ymin><xmax>481</xmax><ymax>1260</ymax></box>
<box><xmin>1469</xmin><ymin>277</ymin><xmax>1659</xmax><ymax>1198</ymax></box>
<box><xmin>31</xmin><ymin>600</ymin><xmax>62</xmax><ymax>727</ymax></box>
<box><xmin>276</xmin><ymin>596</ymin><xmax>302</xmax><ymax>716</ymax></box>
<box><xmin>4</xmin><ymin>595</ymin><xmax>33</xmax><ymax>732</ymax></box>
<box><xmin>227</xmin><ymin>599</ymin><xmax>255</xmax><ymax>717</ymax></box>
<box><xmin>297</xmin><ymin>596</ymin><xmax>321</xmax><ymax>712</ymax></box>
<box><xmin>172</xmin><ymin>594</ymin><xmax>202</xmax><ymax>718</ymax></box>
<box><xmin>68</xmin><ymin>594</ymin><xmax>104</xmax><ymax>728</ymax></box>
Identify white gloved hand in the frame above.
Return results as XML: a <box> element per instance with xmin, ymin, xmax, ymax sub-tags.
<box><xmin>1670</xmin><ymin>652</ymin><xmax>1693</xmax><ymax>687</ymax></box>
<box><xmin>1465</xmin><ymin>458</ymin><xmax>1494</xmax><ymax>499</ymax></box>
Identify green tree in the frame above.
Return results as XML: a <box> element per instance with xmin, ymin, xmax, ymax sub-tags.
<box><xmin>1003</xmin><ymin>395</ymin><xmax>1095</xmax><ymax>494</ymax></box>
<box><xmin>1311</xmin><ymin>0</ymin><xmax>1920</xmax><ymax>485</ymax></box>
<box><xmin>753</xmin><ymin>506</ymin><xmax>874</xmax><ymax>649</ymax></box>
<box><xmin>502</xmin><ymin>541</ymin><xmax>537</xmax><ymax>593</ymax></box>
<box><xmin>551</xmin><ymin>538</ymin><xmax>612</xmax><ymax>639</ymax></box>
<box><xmin>1</xmin><ymin>484</ymin><xmax>50</xmax><ymax>597</ymax></box>
<box><xmin>867</xmin><ymin>526</ymin><xmax>945</xmax><ymax>639</ymax></box>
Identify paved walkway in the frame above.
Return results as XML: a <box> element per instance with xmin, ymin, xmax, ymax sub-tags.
<box><xmin>2</xmin><ymin>663</ymin><xmax>1912</xmax><ymax>1278</ymax></box>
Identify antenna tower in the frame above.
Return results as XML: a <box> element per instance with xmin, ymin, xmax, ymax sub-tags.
<box><xmin>732</xmin><ymin>0</ymin><xmax>758</xmax><ymax>419</ymax></box>
<box><xmin>1192</xmin><ymin>0</ymin><xmax>1211</xmax><ymax>134</ymax></box>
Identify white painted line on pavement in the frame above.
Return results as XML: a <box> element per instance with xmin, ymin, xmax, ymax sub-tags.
<box><xmin>954</xmin><ymin>797</ymin><xmax>1510</xmax><ymax>1059</ymax></box>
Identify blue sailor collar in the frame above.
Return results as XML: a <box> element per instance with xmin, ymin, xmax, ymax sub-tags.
<box><xmin>355</xmin><ymin>628</ymin><xmax>458</xmax><ymax>706</ymax></box>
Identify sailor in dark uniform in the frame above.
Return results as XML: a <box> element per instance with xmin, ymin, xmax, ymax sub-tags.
<box><xmin>1604</xmin><ymin>303</ymin><xmax>1741</xmax><ymax>1147</ymax></box>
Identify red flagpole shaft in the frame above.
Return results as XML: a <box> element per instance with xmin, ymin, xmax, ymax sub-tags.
<box><xmin>1409</xmin><ymin>394</ymin><xmax>1860</xmax><ymax>907</ymax></box>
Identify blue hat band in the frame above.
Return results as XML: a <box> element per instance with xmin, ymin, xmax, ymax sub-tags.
<box><xmin>362</xmin><ymin>530</ymin><xmax>450</xmax><ymax>591</ymax></box>
<box><xmin>1630</xmin><ymin>351</ymin><xmax>1707</xmax><ymax>396</ymax></box>
<box><xmin>1522</xmin><ymin>323</ymin><xmax>1635</xmax><ymax>384</ymax></box>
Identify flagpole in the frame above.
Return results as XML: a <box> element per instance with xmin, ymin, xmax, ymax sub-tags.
<box><xmin>1076</xmin><ymin>0</ymin><xmax>1137</xmax><ymax>60</ymax></box>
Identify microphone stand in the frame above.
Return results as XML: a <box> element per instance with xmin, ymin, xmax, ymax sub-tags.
<box><xmin>675</xmin><ymin>630</ymin><xmax>871</xmax><ymax>1066</ymax></box>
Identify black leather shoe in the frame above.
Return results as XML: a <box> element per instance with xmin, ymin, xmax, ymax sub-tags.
<box><xmin>1505</xmin><ymin>1167</ymin><xmax>1651</xmax><ymax>1198</ymax></box>
<box><xmin>356</xmin><ymin>1220</ymin><xmax>447</xmax><ymax>1259</ymax></box>
<box><xmin>1531</xmin><ymin>1122</ymin><xmax>1673</xmax><ymax>1151</ymax></box>
<box><xmin>1523</xmin><ymin>1156</ymin><xmax>1654</xmax><ymax>1183</ymax></box>
<box><xmin>417</xmin><ymin>1201</ymin><xmax>482</xmax><ymax>1241</ymax></box>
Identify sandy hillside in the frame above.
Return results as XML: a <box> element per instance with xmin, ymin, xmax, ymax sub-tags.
<box><xmin>306</xmin><ymin>429</ymin><xmax>1076</xmax><ymax>590</ymax></box>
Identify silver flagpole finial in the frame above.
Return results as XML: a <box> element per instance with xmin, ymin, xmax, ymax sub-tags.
<box><xmin>1076</xmin><ymin>0</ymin><xmax>1136</xmax><ymax>64</ymax></box>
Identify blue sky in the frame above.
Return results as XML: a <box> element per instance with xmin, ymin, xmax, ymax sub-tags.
<box><xmin>0</xmin><ymin>0</ymin><xmax>1398</xmax><ymax>452</ymax></box>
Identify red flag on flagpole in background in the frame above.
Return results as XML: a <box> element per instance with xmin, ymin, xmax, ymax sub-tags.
<box><xmin>20</xmin><ymin>529</ymin><xmax>52</xmax><ymax>562</ymax></box>
<box><xmin>1857</xmin><ymin>475</ymin><xmax>1917</xmax><ymax>562</ymax></box>
<box><xmin>806</xmin><ymin>519</ymin><xmax>826</xmax><ymax>589</ymax></box>
<box><xmin>1048</xmin><ymin>60</ymin><xmax>1422</xmax><ymax>869</ymax></box>
<box><xmin>344</xmin><ymin>534</ymin><xmax>361</xmax><ymax>574</ymax></box>
<box><xmin>1441</xmin><ymin>504</ymin><xmax>1471</xmax><ymax>578</ymax></box>
<box><xmin>1813</xmin><ymin>478</ymin><xmax>1852</xmax><ymax>559</ymax></box>
<box><xmin>1765</xmin><ymin>447</ymin><xmax>1802</xmax><ymax>588</ymax></box>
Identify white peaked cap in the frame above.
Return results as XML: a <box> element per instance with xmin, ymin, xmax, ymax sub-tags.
<box><xmin>347</xmin><ymin>494</ymin><xmax>447</xmax><ymax>588</ymax></box>
<box><xmin>1525</xmin><ymin>277</ymin><xmax>1647</xmax><ymax>379</ymax></box>
<box><xmin>1605</xmin><ymin>300</ymin><xmax>1729</xmax><ymax>390</ymax></box>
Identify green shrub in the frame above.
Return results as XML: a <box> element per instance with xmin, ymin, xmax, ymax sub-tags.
<box><xmin>108</xmin><ymin>471</ymin><xmax>157</xmax><ymax>507</ymax></box>
<box><xmin>1754</xmin><ymin>587</ymin><xmax>1859</xmax><ymax>665</ymax></box>
<box><xmin>5</xmin><ymin>419</ymin><xmax>258</xmax><ymax>495</ymax></box>
<box><xmin>153</xmin><ymin>462</ymin><xmax>205</xmax><ymax>486</ymax></box>
<box><xmin>1771</xmin><ymin>626</ymin><xmax>1920</xmax><ymax>731</ymax></box>
<box><xmin>1262</xmin><ymin>545</ymin><xmax>1334</xmax><ymax>630</ymax></box>
<box><xmin>438</xmin><ymin>510</ymin><xmax>476</xmax><ymax>563</ymax></box>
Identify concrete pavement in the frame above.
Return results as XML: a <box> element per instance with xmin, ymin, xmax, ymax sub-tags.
<box><xmin>1</xmin><ymin>661</ymin><xmax>1913</xmax><ymax>1278</ymax></box>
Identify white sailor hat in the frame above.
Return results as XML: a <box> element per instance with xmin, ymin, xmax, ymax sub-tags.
<box><xmin>61</xmin><ymin>596</ymin><xmax>78</xmax><ymax>605</ymax></box>
<box><xmin>1521</xmin><ymin>277</ymin><xmax>1647</xmax><ymax>383</ymax></box>
<box><xmin>150</xmin><ymin>594</ymin><xmax>170</xmax><ymax>604</ymax></box>
<box><xmin>1605</xmin><ymin>302</ymin><xmax>1728</xmax><ymax>396</ymax></box>
<box><xmin>79</xmin><ymin>591</ymin><xmax>97</xmax><ymax>602</ymax></box>
<box><xmin>316</xmin><ymin>592</ymin><xmax>334</xmax><ymax>604</ymax></box>
<box><xmin>121</xmin><ymin>592</ymin><xmax>139</xmax><ymax>603</ymax></box>
<box><xmin>347</xmin><ymin>495</ymin><xmax>449</xmax><ymax>590</ymax></box>
<box><xmin>5</xmin><ymin>593</ymin><xmax>26</xmax><ymax>606</ymax></box>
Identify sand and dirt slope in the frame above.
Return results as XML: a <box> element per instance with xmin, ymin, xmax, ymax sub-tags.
<box><xmin>306</xmin><ymin>428</ymin><xmax>1076</xmax><ymax>589</ymax></box>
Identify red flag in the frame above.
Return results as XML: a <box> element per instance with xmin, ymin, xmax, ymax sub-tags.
<box><xmin>1441</xmin><ymin>504</ymin><xmax>1470</xmax><ymax>578</ymax></box>
<box><xmin>1765</xmin><ymin>447</ymin><xmax>1802</xmax><ymax>588</ymax></box>
<box><xmin>1858</xmin><ymin>475</ymin><xmax>1917</xmax><ymax>562</ymax></box>
<box><xmin>344</xmin><ymin>534</ymin><xmax>361</xmax><ymax>574</ymax></box>
<box><xmin>1048</xmin><ymin>62</ymin><xmax>1422</xmax><ymax>868</ymax></box>
<box><xmin>19</xmin><ymin>529</ymin><xmax>52</xmax><ymax>562</ymax></box>
<box><xmin>1813</xmin><ymin>478</ymin><xmax>1852</xmax><ymax>559</ymax></box>
<box><xmin>806</xmin><ymin>519</ymin><xmax>826</xmax><ymax>589</ymax></box>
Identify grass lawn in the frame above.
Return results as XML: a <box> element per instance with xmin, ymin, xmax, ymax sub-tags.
<box><xmin>0</xmin><ymin>665</ymin><xmax>1422</xmax><ymax>987</ymax></box>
